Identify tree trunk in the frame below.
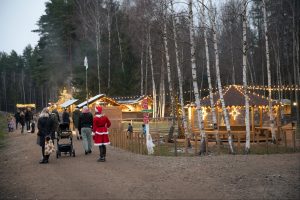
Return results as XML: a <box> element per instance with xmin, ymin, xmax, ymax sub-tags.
<box><xmin>163</xmin><ymin>1</ymin><xmax>176</xmax><ymax>142</ymax></box>
<box><xmin>170</xmin><ymin>0</ymin><xmax>190</xmax><ymax>150</ymax></box>
<box><xmin>188</xmin><ymin>0</ymin><xmax>206</xmax><ymax>154</ymax></box>
<box><xmin>208</xmin><ymin>0</ymin><xmax>234</xmax><ymax>154</ymax></box>
<box><xmin>200</xmin><ymin>0</ymin><xmax>219</xmax><ymax>144</ymax></box>
<box><xmin>242</xmin><ymin>0</ymin><xmax>251</xmax><ymax>153</ymax></box>
<box><xmin>159</xmin><ymin>54</ymin><xmax>166</xmax><ymax>118</ymax></box>
<box><xmin>262</xmin><ymin>0</ymin><xmax>276</xmax><ymax>142</ymax></box>
<box><xmin>148</xmin><ymin>30</ymin><xmax>157</xmax><ymax>119</ymax></box>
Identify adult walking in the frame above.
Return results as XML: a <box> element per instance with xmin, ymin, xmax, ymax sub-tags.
<box><xmin>72</xmin><ymin>108</ymin><xmax>81</xmax><ymax>140</ymax></box>
<box><xmin>25</xmin><ymin>108</ymin><xmax>33</xmax><ymax>132</ymax></box>
<box><xmin>37</xmin><ymin>108</ymin><xmax>51</xmax><ymax>164</ymax></box>
<box><xmin>78</xmin><ymin>106</ymin><xmax>93</xmax><ymax>155</ymax></box>
<box><xmin>19</xmin><ymin>111</ymin><xmax>25</xmax><ymax>134</ymax></box>
<box><xmin>14</xmin><ymin>109</ymin><xmax>20</xmax><ymax>130</ymax></box>
<box><xmin>62</xmin><ymin>108</ymin><xmax>70</xmax><ymax>130</ymax></box>
<box><xmin>92</xmin><ymin>106</ymin><xmax>111</xmax><ymax>162</ymax></box>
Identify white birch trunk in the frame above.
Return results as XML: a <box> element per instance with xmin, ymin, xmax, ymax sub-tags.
<box><xmin>188</xmin><ymin>0</ymin><xmax>206</xmax><ymax>154</ymax></box>
<box><xmin>170</xmin><ymin>0</ymin><xmax>190</xmax><ymax>149</ymax></box>
<box><xmin>163</xmin><ymin>1</ymin><xmax>176</xmax><ymax>141</ymax></box>
<box><xmin>159</xmin><ymin>55</ymin><xmax>166</xmax><ymax>118</ymax></box>
<box><xmin>242</xmin><ymin>0</ymin><xmax>251</xmax><ymax>153</ymax></box>
<box><xmin>148</xmin><ymin>30</ymin><xmax>157</xmax><ymax>119</ymax></box>
<box><xmin>200</xmin><ymin>0</ymin><xmax>217</xmax><ymax>131</ymax></box>
<box><xmin>262</xmin><ymin>0</ymin><xmax>275</xmax><ymax>142</ymax></box>
<box><xmin>208</xmin><ymin>0</ymin><xmax>234</xmax><ymax>154</ymax></box>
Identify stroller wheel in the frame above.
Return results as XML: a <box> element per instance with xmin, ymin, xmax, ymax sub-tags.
<box><xmin>72</xmin><ymin>149</ymin><xmax>75</xmax><ymax>157</ymax></box>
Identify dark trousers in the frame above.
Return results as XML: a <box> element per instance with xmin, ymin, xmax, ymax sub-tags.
<box><xmin>99</xmin><ymin>145</ymin><xmax>106</xmax><ymax>158</ymax></box>
<box><xmin>15</xmin><ymin>121</ymin><xmax>19</xmax><ymax>129</ymax></box>
<box><xmin>26</xmin><ymin>120</ymin><xmax>31</xmax><ymax>131</ymax></box>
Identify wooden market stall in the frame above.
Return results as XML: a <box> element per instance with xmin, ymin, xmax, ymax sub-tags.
<box><xmin>113</xmin><ymin>95</ymin><xmax>153</xmax><ymax>120</ymax></box>
<box><xmin>188</xmin><ymin>85</ymin><xmax>280</xmax><ymax>140</ymax></box>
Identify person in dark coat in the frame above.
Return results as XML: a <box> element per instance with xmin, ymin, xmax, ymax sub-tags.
<box><xmin>49</xmin><ymin>109</ymin><xmax>60</xmax><ymax>141</ymax></box>
<box><xmin>25</xmin><ymin>108</ymin><xmax>33</xmax><ymax>132</ymax></box>
<box><xmin>78</xmin><ymin>106</ymin><xmax>93</xmax><ymax>155</ymax></box>
<box><xmin>19</xmin><ymin>111</ymin><xmax>25</xmax><ymax>133</ymax></box>
<box><xmin>37</xmin><ymin>108</ymin><xmax>51</xmax><ymax>164</ymax></box>
<box><xmin>52</xmin><ymin>108</ymin><xmax>60</xmax><ymax>123</ymax></box>
<box><xmin>62</xmin><ymin>108</ymin><xmax>70</xmax><ymax>130</ymax></box>
<box><xmin>72</xmin><ymin>108</ymin><xmax>81</xmax><ymax>140</ymax></box>
<box><xmin>14</xmin><ymin>109</ymin><xmax>20</xmax><ymax>130</ymax></box>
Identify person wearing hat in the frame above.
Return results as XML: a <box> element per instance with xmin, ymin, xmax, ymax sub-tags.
<box><xmin>92</xmin><ymin>106</ymin><xmax>111</xmax><ymax>162</ymax></box>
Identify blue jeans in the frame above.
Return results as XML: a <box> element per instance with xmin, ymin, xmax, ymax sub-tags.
<box><xmin>81</xmin><ymin>127</ymin><xmax>92</xmax><ymax>152</ymax></box>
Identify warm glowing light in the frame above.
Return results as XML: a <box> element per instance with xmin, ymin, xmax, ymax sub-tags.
<box><xmin>293</xmin><ymin>102</ymin><xmax>297</xmax><ymax>106</ymax></box>
<box><xmin>202</xmin><ymin>107</ymin><xmax>207</xmax><ymax>120</ymax></box>
<box><xmin>229</xmin><ymin>107</ymin><xmax>240</xmax><ymax>120</ymax></box>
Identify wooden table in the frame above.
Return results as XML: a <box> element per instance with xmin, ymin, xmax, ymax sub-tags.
<box><xmin>254</xmin><ymin>127</ymin><xmax>272</xmax><ymax>143</ymax></box>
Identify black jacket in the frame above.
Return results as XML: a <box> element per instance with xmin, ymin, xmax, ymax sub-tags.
<box><xmin>38</xmin><ymin>116</ymin><xmax>51</xmax><ymax>147</ymax></box>
<box><xmin>78</xmin><ymin>112</ymin><xmax>93</xmax><ymax>134</ymax></box>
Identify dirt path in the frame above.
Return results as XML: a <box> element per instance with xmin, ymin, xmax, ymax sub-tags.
<box><xmin>0</xmin><ymin>128</ymin><xmax>299</xmax><ymax>200</ymax></box>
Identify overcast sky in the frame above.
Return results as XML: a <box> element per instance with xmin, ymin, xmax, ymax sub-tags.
<box><xmin>0</xmin><ymin>0</ymin><xmax>48</xmax><ymax>55</ymax></box>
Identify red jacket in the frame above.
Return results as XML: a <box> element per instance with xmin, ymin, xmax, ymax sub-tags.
<box><xmin>92</xmin><ymin>114</ymin><xmax>111</xmax><ymax>145</ymax></box>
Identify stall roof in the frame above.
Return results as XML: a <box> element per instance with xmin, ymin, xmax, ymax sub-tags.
<box><xmin>116</xmin><ymin>95</ymin><xmax>149</xmax><ymax>105</ymax></box>
<box><xmin>76</xmin><ymin>94</ymin><xmax>105</xmax><ymax>108</ymax></box>
<box><xmin>200</xmin><ymin>85</ymin><xmax>278</xmax><ymax>107</ymax></box>
<box><xmin>60</xmin><ymin>99</ymin><xmax>78</xmax><ymax>108</ymax></box>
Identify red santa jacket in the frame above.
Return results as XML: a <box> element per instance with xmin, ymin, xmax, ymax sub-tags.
<box><xmin>92</xmin><ymin>114</ymin><xmax>111</xmax><ymax>145</ymax></box>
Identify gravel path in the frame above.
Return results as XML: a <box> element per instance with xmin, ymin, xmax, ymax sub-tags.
<box><xmin>0</xmin><ymin>128</ymin><xmax>299</xmax><ymax>199</ymax></box>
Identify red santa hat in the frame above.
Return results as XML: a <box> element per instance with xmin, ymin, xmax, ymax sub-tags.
<box><xmin>95</xmin><ymin>105</ymin><xmax>102</xmax><ymax>114</ymax></box>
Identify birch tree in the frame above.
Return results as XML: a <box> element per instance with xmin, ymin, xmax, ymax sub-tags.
<box><xmin>188</xmin><ymin>0</ymin><xmax>206</xmax><ymax>154</ymax></box>
<box><xmin>242</xmin><ymin>0</ymin><xmax>251</xmax><ymax>153</ymax></box>
<box><xmin>163</xmin><ymin>1</ymin><xmax>176</xmax><ymax>142</ymax></box>
<box><xmin>148</xmin><ymin>29</ymin><xmax>157</xmax><ymax>119</ymax></box>
<box><xmin>170</xmin><ymin>0</ymin><xmax>190</xmax><ymax>149</ymax></box>
<box><xmin>262</xmin><ymin>0</ymin><xmax>275</xmax><ymax>142</ymax></box>
<box><xmin>199</xmin><ymin>0</ymin><xmax>218</xmax><ymax>139</ymax></box>
<box><xmin>208</xmin><ymin>0</ymin><xmax>234</xmax><ymax>154</ymax></box>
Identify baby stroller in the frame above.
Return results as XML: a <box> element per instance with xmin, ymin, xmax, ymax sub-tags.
<box><xmin>56</xmin><ymin>123</ymin><xmax>75</xmax><ymax>158</ymax></box>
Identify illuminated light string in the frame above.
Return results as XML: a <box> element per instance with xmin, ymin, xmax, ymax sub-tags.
<box><xmin>111</xmin><ymin>85</ymin><xmax>299</xmax><ymax>99</ymax></box>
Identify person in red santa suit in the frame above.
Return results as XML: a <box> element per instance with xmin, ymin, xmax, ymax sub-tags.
<box><xmin>92</xmin><ymin>106</ymin><xmax>111</xmax><ymax>162</ymax></box>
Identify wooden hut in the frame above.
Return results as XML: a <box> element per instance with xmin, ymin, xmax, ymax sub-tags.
<box><xmin>113</xmin><ymin>95</ymin><xmax>153</xmax><ymax>120</ymax></box>
<box><xmin>189</xmin><ymin>85</ymin><xmax>280</xmax><ymax>132</ymax></box>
